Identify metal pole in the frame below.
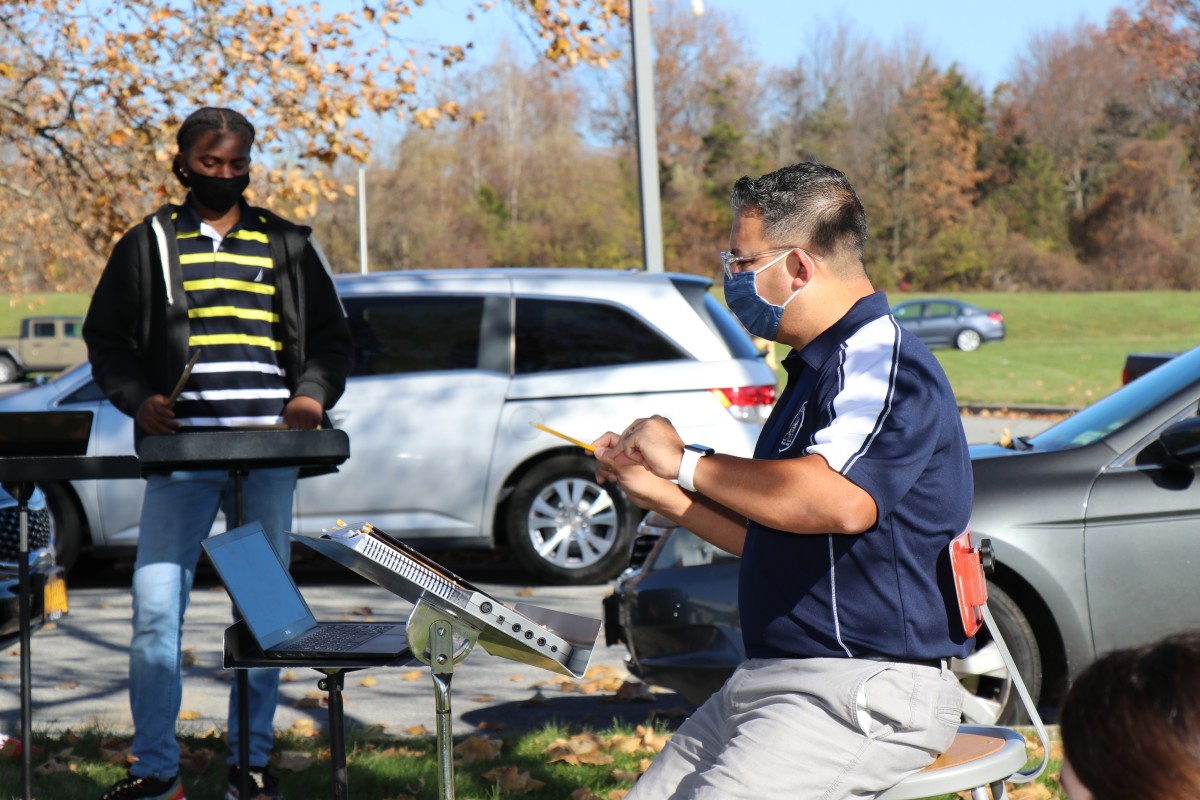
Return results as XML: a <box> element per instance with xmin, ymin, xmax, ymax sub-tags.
<box><xmin>630</xmin><ymin>0</ymin><xmax>665</xmax><ymax>273</ymax></box>
<box><xmin>358</xmin><ymin>168</ymin><xmax>368</xmax><ymax>274</ymax></box>
<box><xmin>17</xmin><ymin>488</ymin><xmax>32</xmax><ymax>800</ymax></box>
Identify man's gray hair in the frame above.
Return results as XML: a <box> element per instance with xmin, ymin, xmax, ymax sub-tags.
<box><xmin>730</xmin><ymin>162</ymin><xmax>868</xmax><ymax>262</ymax></box>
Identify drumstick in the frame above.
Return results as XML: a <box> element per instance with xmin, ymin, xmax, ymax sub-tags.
<box><xmin>531</xmin><ymin>422</ymin><xmax>595</xmax><ymax>452</ymax></box>
<box><xmin>166</xmin><ymin>350</ymin><xmax>201</xmax><ymax>409</ymax></box>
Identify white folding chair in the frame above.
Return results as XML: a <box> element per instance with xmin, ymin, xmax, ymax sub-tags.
<box><xmin>878</xmin><ymin>536</ymin><xmax>1051</xmax><ymax>800</ymax></box>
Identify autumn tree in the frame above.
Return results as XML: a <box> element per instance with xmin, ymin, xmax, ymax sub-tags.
<box><xmin>877</xmin><ymin>68</ymin><xmax>986</xmax><ymax>287</ymax></box>
<box><xmin>310</xmin><ymin>47</ymin><xmax>641</xmax><ymax>273</ymax></box>
<box><xmin>1070</xmin><ymin>137</ymin><xmax>1199</xmax><ymax>289</ymax></box>
<box><xmin>1005</xmin><ymin>24</ymin><xmax>1152</xmax><ymax>214</ymax></box>
<box><xmin>589</xmin><ymin>0</ymin><xmax>762</xmax><ymax>275</ymax></box>
<box><xmin>0</xmin><ymin>0</ymin><xmax>629</xmax><ymax>293</ymax></box>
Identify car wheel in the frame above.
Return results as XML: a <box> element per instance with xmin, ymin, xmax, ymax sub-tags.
<box><xmin>954</xmin><ymin>329</ymin><xmax>983</xmax><ymax>352</ymax></box>
<box><xmin>41</xmin><ymin>482</ymin><xmax>84</xmax><ymax>573</ymax></box>
<box><xmin>0</xmin><ymin>356</ymin><xmax>17</xmax><ymax>383</ymax></box>
<box><xmin>506</xmin><ymin>455</ymin><xmax>639</xmax><ymax>584</ymax></box>
<box><xmin>952</xmin><ymin>583</ymin><xmax>1042</xmax><ymax>725</ymax></box>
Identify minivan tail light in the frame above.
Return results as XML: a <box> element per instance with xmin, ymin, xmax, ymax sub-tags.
<box><xmin>711</xmin><ymin>385</ymin><xmax>776</xmax><ymax>422</ymax></box>
<box><xmin>987</xmin><ymin>312</ymin><xmax>1003</xmax><ymax>323</ymax></box>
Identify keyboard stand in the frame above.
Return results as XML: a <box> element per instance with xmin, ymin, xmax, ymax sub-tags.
<box><xmin>222</xmin><ymin>619</ymin><xmax>416</xmax><ymax>800</ymax></box>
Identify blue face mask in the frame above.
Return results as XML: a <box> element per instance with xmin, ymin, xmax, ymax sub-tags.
<box><xmin>723</xmin><ymin>250</ymin><xmax>801</xmax><ymax>341</ymax></box>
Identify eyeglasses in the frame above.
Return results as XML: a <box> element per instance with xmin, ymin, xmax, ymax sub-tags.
<box><xmin>719</xmin><ymin>246</ymin><xmax>801</xmax><ymax>279</ymax></box>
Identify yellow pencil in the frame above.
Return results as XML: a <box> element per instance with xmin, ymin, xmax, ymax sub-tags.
<box><xmin>531</xmin><ymin>422</ymin><xmax>595</xmax><ymax>452</ymax></box>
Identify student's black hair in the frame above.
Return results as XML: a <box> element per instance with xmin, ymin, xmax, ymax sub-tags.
<box><xmin>172</xmin><ymin>107</ymin><xmax>255</xmax><ymax>185</ymax></box>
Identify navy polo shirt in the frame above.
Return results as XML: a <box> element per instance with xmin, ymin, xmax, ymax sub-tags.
<box><xmin>739</xmin><ymin>292</ymin><xmax>974</xmax><ymax>661</ymax></box>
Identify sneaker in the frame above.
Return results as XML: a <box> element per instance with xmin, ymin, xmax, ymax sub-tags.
<box><xmin>99</xmin><ymin>771</ymin><xmax>184</xmax><ymax>800</ymax></box>
<box><xmin>225</xmin><ymin>764</ymin><xmax>282</xmax><ymax>800</ymax></box>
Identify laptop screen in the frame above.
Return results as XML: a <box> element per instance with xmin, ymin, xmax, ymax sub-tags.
<box><xmin>203</xmin><ymin>524</ymin><xmax>315</xmax><ymax>651</ymax></box>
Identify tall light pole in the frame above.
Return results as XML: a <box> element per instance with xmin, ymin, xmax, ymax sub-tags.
<box><xmin>630</xmin><ymin>0</ymin><xmax>664</xmax><ymax>273</ymax></box>
<box><xmin>358</xmin><ymin>167</ymin><xmax>369</xmax><ymax>274</ymax></box>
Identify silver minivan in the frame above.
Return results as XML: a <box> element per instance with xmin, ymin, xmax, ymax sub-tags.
<box><xmin>1</xmin><ymin>269</ymin><xmax>776</xmax><ymax>583</ymax></box>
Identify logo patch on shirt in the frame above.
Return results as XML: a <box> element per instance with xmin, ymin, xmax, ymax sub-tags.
<box><xmin>779</xmin><ymin>402</ymin><xmax>806</xmax><ymax>452</ymax></box>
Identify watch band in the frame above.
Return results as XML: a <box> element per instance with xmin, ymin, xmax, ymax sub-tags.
<box><xmin>677</xmin><ymin>444</ymin><xmax>714</xmax><ymax>492</ymax></box>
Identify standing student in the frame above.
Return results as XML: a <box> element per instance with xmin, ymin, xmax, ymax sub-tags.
<box><xmin>593</xmin><ymin>162</ymin><xmax>972</xmax><ymax>799</ymax></box>
<box><xmin>84</xmin><ymin>107</ymin><xmax>353</xmax><ymax>800</ymax></box>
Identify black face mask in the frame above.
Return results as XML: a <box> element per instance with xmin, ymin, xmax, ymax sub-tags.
<box><xmin>185</xmin><ymin>172</ymin><xmax>249</xmax><ymax>213</ymax></box>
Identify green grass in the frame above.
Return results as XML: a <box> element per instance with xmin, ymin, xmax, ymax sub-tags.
<box><xmin>12</xmin><ymin>290</ymin><xmax>1200</xmax><ymax>408</ymax></box>
<box><xmin>771</xmin><ymin>291</ymin><xmax>1200</xmax><ymax>408</ymax></box>
<box><xmin>0</xmin><ymin>723</ymin><xmax>1067</xmax><ymax>800</ymax></box>
<box><xmin>0</xmin><ymin>294</ymin><xmax>90</xmax><ymax>334</ymax></box>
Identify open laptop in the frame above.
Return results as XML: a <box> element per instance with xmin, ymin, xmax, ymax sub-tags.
<box><xmin>202</xmin><ymin>522</ymin><xmax>409</xmax><ymax>659</ymax></box>
<box><xmin>0</xmin><ymin>410</ymin><xmax>93</xmax><ymax>457</ymax></box>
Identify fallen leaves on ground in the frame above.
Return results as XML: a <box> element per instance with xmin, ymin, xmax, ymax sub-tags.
<box><xmin>181</xmin><ymin>647</ymin><xmax>198</xmax><ymax>667</ymax></box>
<box><xmin>516</xmin><ymin>587</ymin><xmax>536</xmax><ymax>597</ymax></box>
<box><xmin>405</xmin><ymin>724</ymin><xmax>429</xmax><ymax>736</ymax></box>
<box><xmin>401</xmin><ymin>670</ymin><xmax>424</xmax><ymax>681</ymax></box>
<box><xmin>453</xmin><ymin>735</ymin><xmax>503</xmax><ymax>764</ymax></box>
<box><xmin>545</xmin><ymin>726</ymin><xmax>669</xmax><ymax>768</ymax></box>
<box><xmin>358</xmin><ymin>675</ymin><xmax>378</xmax><ymax>688</ymax></box>
<box><xmin>177</xmin><ymin>710</ymin><xmax>202</xmax><ymax>721</ymax></box>
<box><xmin>545</xmin><ymin>733</ymin><xmax>614</xmax><ymax>766</ymax></box>
<box><xmin>481</xmin><ymin>765</ymin><xmax>545</xmax><ymax>793</ymax></box>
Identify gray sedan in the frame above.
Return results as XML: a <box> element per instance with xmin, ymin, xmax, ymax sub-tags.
<box><xmin>607</xmin><ymin>344</ymin><xmax>1200</xmax><ymax>723</ymax></box>
<box><xmin>891</xmin><ymin>298</ymin><xmax>1005</xmax><ymax>352</ymax></box>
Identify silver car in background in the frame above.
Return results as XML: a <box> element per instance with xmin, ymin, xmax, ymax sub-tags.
<box><xmin>0</xmin><ymin>269</ymin><xmax>776</xmax><ymax>583</ymax></box>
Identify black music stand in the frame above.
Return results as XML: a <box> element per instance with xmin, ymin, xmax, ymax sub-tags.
<box><xmin>222</xmin><ymin>619</ymin><xmax>416</xmax><ymax>799</ymax></box>
<box><xmin>139</xmin><ymin>428</ymin><xmax>349</xmax><ymax>800</ymax></box>
<box><xmin>0</xmin><ymin>410</ymin><xmax>141</xmax><ymax>800</ymax></box>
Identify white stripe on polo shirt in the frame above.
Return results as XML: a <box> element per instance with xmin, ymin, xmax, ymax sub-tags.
<box><xmin>807</xmin><ymin>315</ymin><xmax>901</xmax><ymax>474</ymax></box>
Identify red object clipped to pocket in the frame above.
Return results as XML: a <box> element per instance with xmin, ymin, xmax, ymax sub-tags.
<box><xmin>949</xmin><ymin>528</ymin><xmax>988</xmax><ymax>638</ymax></box>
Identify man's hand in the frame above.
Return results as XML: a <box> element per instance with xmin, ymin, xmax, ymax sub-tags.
<box><xmin>136</xmin><ymin>394</ymin><xmax>180</xmax><ymax>435</ymax></box>
<box><xmin>592</xmin><ymin>424</ymin><xmax>686</xmax><ymax>511</ymax></box>
<box><xmin>601</xmin><ymin>415</ymin><xmax>687</xmax><ymax>481</ymax></box>
<box><xmin>283</xmin><ymin>395</ymin><xmax>324</xmax><ymax>430</ymax></box>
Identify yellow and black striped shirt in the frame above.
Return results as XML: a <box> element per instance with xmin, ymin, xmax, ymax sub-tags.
<box><xmin>173</xmin><ymin>204</ymin><xmax>290</xmax><ymax>428</ymax></box>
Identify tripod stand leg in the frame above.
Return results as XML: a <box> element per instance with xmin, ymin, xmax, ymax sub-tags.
<box><xmin>318</xmin><ymin>671</ymin><xmax>349</xmax><ymax>800</ymax></box>
<box><xmin>431</xmin><ymin>621</ymin><xmax>456</xmax><ymax>800</ymax></box>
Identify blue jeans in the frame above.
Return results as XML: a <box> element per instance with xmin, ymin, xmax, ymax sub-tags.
<box><xmin>128</xmin><ymin>466</ymin><xmax>298</xmax><ymax>780</ymax></box>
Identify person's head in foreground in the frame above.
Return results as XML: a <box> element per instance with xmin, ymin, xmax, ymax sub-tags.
<box><xmin>1059</xmin><ymin>631</ymin><xmax>1200</xmax><ymax>799</ymax></box>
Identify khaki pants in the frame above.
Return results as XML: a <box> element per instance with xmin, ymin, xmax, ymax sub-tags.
<box><xmin>627</xmin><ymin>657</ymin><xmax>964</xmax><ymax>800</ymax></box>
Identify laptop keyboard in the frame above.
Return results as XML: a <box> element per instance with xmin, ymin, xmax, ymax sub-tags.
<box><xmin>283</xmin><ymin>624</ymin><xmax>394</xmax><ymax>652</ymax></box>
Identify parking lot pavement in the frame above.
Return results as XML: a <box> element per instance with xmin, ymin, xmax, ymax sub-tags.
<box><xmin>0</xmin><ymin>566</ymin><xmax>684</xmax><ymax>742</ymax></box>
<box><xmin>0</xmin><ymin>412</ymin><xmax>1058</xmax><ymax>742</ymax></box>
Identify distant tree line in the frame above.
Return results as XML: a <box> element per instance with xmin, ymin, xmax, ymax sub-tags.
<box><xmin>3</xmin><ymin>0</ymin><xmax>1197</xmax><ymax>293</ymax></box>
<box><xmin>312</xmin><ymin>0</ymin><xmax>1200</xmax><ymax>291</ymax></box>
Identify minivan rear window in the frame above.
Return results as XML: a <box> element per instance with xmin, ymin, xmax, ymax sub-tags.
<box><xmin>344</xmin><ymin>296</ymin><xmax>484</xmax><ymax>375</ymax></box>
<box><xmin>514</xmin><ymin>298</ymin><xmax>684</xmax><ymax>374</ymax></box>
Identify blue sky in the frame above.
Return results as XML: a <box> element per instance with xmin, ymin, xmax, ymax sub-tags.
<box><xmin>699</xmin><ymin>0</ymin><xmax>1125</xmax><ymax>90</ymax></box>
<box><xmin>399</xmin><ymin>0</ymin><xmax>1126</xmax><ymax>92</ymax></box>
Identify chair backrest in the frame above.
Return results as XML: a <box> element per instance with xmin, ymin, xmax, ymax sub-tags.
<box><xmin>955</xmin><ymin>531</ymin><xmax>1051</xmax><ymax>784</ymax></box>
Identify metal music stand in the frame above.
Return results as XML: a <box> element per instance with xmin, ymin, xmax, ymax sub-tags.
<box><xmin>139</xmin><ymin>428</ymin><xmax>349</xmax><ymax>800</ymax></box>
<box><xmin>0</xmin><ymin>410</ymin><xmax>141</xmax><ymax>800</ymax></box>
<box><xmin>295</xmin><ymin>522</ymin><xmax>603</xmax><ymax>800</ymax></box>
